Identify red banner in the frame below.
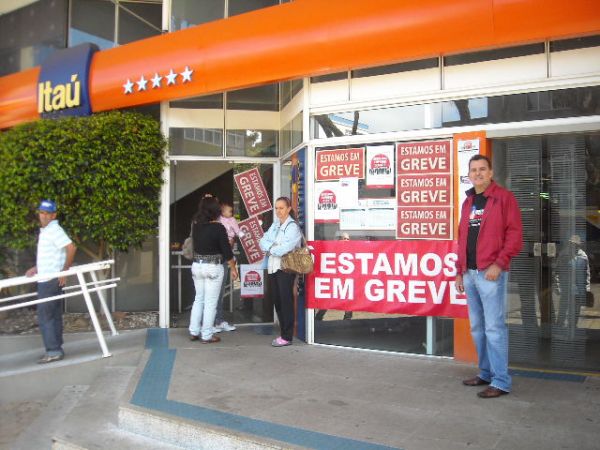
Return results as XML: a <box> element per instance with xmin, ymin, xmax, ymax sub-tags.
<box><xmin>234</xmin><ymin>168</ymin><xmax>272</xmax><ymax>216</ymax></box>
<box><xmin>397</xmin><ymin>174</ymin><xmax>451</xmax><ymax>206</ymax></box>
<box><xmin>315</xmin><ymin>147</ymin><xmax>365</xmax><ymax>181</ymax></box>
<box><xmin>238</xmin><ymin>216</ymin><xmax>265</xmax><ymax>264</ymax></box>
<box><xmin>306</xmin><ymin>240</ymin><xmax>467</xmax><ymax>318</ymax></box>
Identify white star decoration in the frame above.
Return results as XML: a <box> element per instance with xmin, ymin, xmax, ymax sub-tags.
<box><xmin>180</xmin><ymin>66</ymin><xmax>193</xmax><ymax>83</ymax></box>
<box><xmin>136</xmin><ymin>75</ymin><xmax>148</xmax><ymax>91</ymax></box>
<box><xmin>121</xmin><ymin>67</ymin><xmax>194</xmax><ymax>95</ymax></box>
<box><xmin>166</xmin><ymin>69</ymin><xmax>178</xmax><ymax>85</ymax></box>
<box><xmin>123</xmin><ymin>79</ymin><xmax>134</xmax><ymax>94</ymax></box>
<box><xmin>151</xmin><ymin>73</ymin><xmax>162</xmax><ymax>88</ymax></box>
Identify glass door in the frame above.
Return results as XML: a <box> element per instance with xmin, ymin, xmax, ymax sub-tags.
<box><xmin>493</xmin><ymin>133</ymin><xmax>600</xmax><ymax>371</ymax></box>
<box><xmin>169</xmin><ymin>160</ymin><xmax>275</xmax><ymax>327</ymax></box>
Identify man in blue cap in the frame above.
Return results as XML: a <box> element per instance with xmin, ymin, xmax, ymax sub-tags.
<box><xmin>26</xmin><ymin>200</ymin><xmax>77</xmax><ymax>364</ymax></box>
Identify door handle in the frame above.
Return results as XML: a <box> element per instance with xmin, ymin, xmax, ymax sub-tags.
<box><xmin>547</xmin><ymin>242</ymin><xmax>556</xmax><ymax>258</ymax></box>
<box><xmin>533</xmin><ymin>243</ymin><xmax>542</xmax><ymax>257</ymax></box>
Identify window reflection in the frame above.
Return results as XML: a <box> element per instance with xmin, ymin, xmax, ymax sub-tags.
<box><xmin>171</xmin><ymin>0</ymin><xmax>225</xmax><ymax>31</ymax></box>
<box><xmin>228</xmin><ymin>0</ymin><xmax>279</xmax><ymax>18</ymax></box>
<box><xmin>311</xmin><ymin>86</ymin><xmax>600</xmax><ymax>138</ymax></box>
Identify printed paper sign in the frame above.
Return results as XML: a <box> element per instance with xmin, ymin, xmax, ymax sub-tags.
<box><xmin>457</xmin><ymin>138</ymin><xmax>480</xmax><ymax>208</ymax></box>
<box><xmin>338</xmin><ymin>177</ymin><xmax>358</xmax><ymax>208</ymax></box>
<box><xmin>240</xmin><ymin>264</ymin><xmax>264</xmax><ymax>298</ymax></box>
<box><xmin>234</xmin><ymin>168</ymin><xmax>272</xmax><ymax>217</ymax></box>
<box><xmin>315</xmin><ymin>148</ymin><xmax>365</xmax><ymax>181</ymax></box>
<box><xmin>396</xmin><ymin>139</ymin><xmax>453</xmax><ymax>240</ymax></box>
<box><xmin>305</xmin><ymin>240</ymin><xmax>467</xmax><ymax>318</ymax></box>
<box><xmin>314</xmin><ymin>182</ymin><xmax>340</xmax><ymax>223</ymax></box>
<box><xmin>397</xmin><ymin>207</ymin><xmax>452</xmax><ymax>239</ymax></box>
<box><xmin>238</xmin><ymin>216</ymin><xmax>265</xmax><ymax>264</ymax></box>
<box><xmin>397</xmin><ymin>140</ymin><xmax>451</xmax><ymax>174</ymax></box>
<box><xmin>366</xmin><ymin>145</ymin><xmax>394</xmax><ymax>188</ymax></box>
<box><xmin>397</xmin><ymin>174</ymin><xmax>452</xmax><ymax>206</ymax></box>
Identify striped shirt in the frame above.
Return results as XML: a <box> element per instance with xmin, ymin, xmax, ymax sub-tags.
<box><xmin>37</xmin><ymin>220</ymin><xmax>72</xmax><ymax>279</ymax></box>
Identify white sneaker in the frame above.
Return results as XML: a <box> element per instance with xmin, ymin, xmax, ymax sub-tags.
<box><xmin>212</xmin><ymin>326</ymin><xmax>223</xmax><ymax>334</ymax></box>
<box><xmin>215</xmin><ymin>321</ymin><xmax>236</xmax><ymax>332</ymax></box>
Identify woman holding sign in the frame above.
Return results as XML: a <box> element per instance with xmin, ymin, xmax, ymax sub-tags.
<box><xmin>260</xmin><ymin>197</ymin><xmax>302</xmax><ymax>347</ymax></box>
<box><xmin>189</xmin><ymin>196</ymin><xmax>239</xmax><ymax>344</ymax></box>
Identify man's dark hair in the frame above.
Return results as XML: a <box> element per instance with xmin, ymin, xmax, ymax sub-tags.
<box><xmin>194</xmin><ymin>196</ymin><xmax>221</xmax><ymax>223</ymax></box>
<box><xmin>468</xmin><ymin>154</ymin><xmax>492</xmax><ymax>170</ymax></box>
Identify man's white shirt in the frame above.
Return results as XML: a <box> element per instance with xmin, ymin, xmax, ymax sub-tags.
<box><xmin>37</xmin><ymin>220</ymin><xmax>72</xmax><ymax>280</ymax></box>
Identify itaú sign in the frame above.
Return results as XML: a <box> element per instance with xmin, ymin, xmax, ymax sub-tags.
<box><xmin>37</xmin><ymin>43</ymin><xmax>97</xmax><ymax>118</ymax></box>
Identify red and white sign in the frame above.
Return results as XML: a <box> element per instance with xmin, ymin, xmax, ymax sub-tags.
<box><xmin>397</xmin><ymin>140</ymin><xmax>451</xmax><ymax>174</ymax></box>
<box><xmin>397</xmin><ymin>207</ymin><xmax>452</xmax><ymax>239</ymax></box>
<box><xmin>234</xmin><ymin>168</ymin><xmax>272</xmax><ymax>216</ymax></box>
<box><xmin>314</xmin><ymin>182</ymin><xmax>340</xmax><ymax>223</ymax></box>
<box><xmin>397</xmin><ymin>174</ymin><xmax>451</xmax><ymax>206</ymax></box>
<box><xmin>240</xmin><ymin>265</ymin><xmax>264</xmax><ymax>298</ymax></box>
<box><xmin>306</xmin><ymin>240</ymin><xmax>467</xmax><ymax>318</ymax></box>
<box><xmin>238</xmin><ymin>216</ymin><xmax>265</xmax><ymax>264</ymax></box>
<box><xmin>396</xmin><ymin>139</ymin><xmax>453</xmax><ymax>240</ymax></box>
<box><xmin>366</xmin><ymin>145</ymin><xmax>394</xmax><ymax>188</ymax></box>
<box><xmin>316</xmin><ymin>148</ymin><xmax>365</xmax><ymax>181</ymax></box>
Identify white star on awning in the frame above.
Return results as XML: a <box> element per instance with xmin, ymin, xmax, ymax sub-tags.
<box><xmin>166</xmin><ymin>69</ymin><xmax>178</xmax><ymax>85</ymax></box>
<box><xmin>180</xmin><ymin>66</ymin><xmax>194</xmax><ymax>83</ymax></box>
<box><xmin>151</xmin><ymin>73</ymin><xmax>162</xmax><ymax>88</ymax></box>
<box><xmin>123</xmin><ymin>79</ymin><xmax>134</xmax><ymax>94</ymax></box>
<box><xmin>136</xmin><ymin>75</ymin><xmax>148</xmax><ymax>91</ymax></box>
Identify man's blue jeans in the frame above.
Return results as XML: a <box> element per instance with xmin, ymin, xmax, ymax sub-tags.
<box><xmin>37</xmin><ymin>279</ymin><xmax>64</xmax><ymax>357</ymax></box>
<box><xmin>463</xmin><ymin>269</ymin><xmax>511</xmax><ymax>392</ymax></box>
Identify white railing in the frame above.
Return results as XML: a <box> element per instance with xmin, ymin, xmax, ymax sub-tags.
<box><xmin>0</xmin><ymin>260</ymin><xmax>119</xmax><ymax>358</ymax></box>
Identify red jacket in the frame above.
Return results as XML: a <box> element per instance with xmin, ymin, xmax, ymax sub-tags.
<box><xmin>457</xmin><ymin>181</ymin><xmax>523</xmax><ymax>274</ymax></box>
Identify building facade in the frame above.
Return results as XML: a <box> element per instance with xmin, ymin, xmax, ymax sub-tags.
<box><xmin>1</xmin><ymin>0</ymin><xmax>600</xmax><ymax>372</ymax></box>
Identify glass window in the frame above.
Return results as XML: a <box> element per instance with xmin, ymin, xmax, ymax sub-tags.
<box><xmin>170</xmin><ymin>127</ymin><xmax>223</xmax><ymax>157</ymax></box>
<box><xmin>228</xmin><ymin>0</ymin><xmax>278</xmax><ymax>17</ymax></box>
<box><xmin>170</xmin><ymin>93</ymin><xmax>224</xmax><ymax>109</ymax></box>
<box><xmin>171</xmin><ymin>0</ymin><xmax>224</xmax><ymax>31</ymax></box>
<box><xmin>311</xmin><ymin>86</ymin><xmax>600</xmax><ymax>138</ymax></box>
<box><xmin>280</xmin><ymin>79</ymin><xmax>303</xmax><ymax>109</ymax></box>
<box><xmin>70</xmin><ymin>0</ymin><xmax>115</xmax><ymax>49</ymax></box>
<box><xmin>226</xmin><ymin>129</ymin><xmax>278</xmax><ymax>157</ymax></box>
<box><xmin>118</xmin><ymin>1</ymin><xmax>162</xmax><ymax>45</ymax></box>
<box><xmin>444</xmin><ymin>43</ymin><xmax>544</xmax><ymax>66</ymax></box>
<box><xmin>0</xmin><ymin>0</ymin><xmax>68</xmax><ymax>77</ymax></box>
<box><xmin>352</xmin><ymin>58</ymin><xmax>439</xmax><ymax>79</ymax></box>
<box><xmin>550</xmin><ymin>34</ymin><xmax>600</xmax><ymax>52</ymax></box>
<box><xmin>227</xmin><ymin>85</ymin><xmax>279</xmax><ymax>111</ymax></box>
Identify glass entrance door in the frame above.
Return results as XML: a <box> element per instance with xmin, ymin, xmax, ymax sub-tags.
<box><xmin>169</xmin><ymin>160</ymin><xmax>275</xmax><ymax>327</ymax></box>
<box><xmin>493</xmin><ymin>133</ymin><xmax>600</xmax><ymax>371</ymax></box>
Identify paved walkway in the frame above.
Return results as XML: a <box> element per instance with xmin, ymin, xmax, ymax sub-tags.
<box><xmin>129</xmin><ymin>326</ymin><xmax>600</xmax><ymax>450</ymax></box>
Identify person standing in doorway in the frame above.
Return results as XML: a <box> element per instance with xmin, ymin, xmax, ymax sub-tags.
<box><xmin>26</xmin><ymin>200</ymin><xmax>77</xmax><ymax>364</ymax></box>
<box><xmin>259</xmin><ymin>197</ymin><xmax>302</xmax><ymax>347</ymax></box>
<box><xmin>189</xmin><ymin>196</ymin><xmax>239</xmax><ymax>344</ymax></box>
<box><xmin>455</xmin><ymin>155</ymin><xmax>523</xmax><ymax>398</ymax></box>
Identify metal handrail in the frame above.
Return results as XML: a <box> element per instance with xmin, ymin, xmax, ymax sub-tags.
<box><xmin>0</xmin><ymin>260</ymin><xmax>119</xmax><ymax>358</ymax></box>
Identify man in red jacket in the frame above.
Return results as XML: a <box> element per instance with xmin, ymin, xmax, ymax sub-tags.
<box><xmin>456</xmin><ymin>154</ymin><xmax>522</xmax><ymax>398</ymax></box>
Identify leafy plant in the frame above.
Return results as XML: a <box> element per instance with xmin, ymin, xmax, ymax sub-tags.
<box><xmin>0</xmin><ymin>111</ymin><xmax>167</xmax><ymax>261</ymax></box>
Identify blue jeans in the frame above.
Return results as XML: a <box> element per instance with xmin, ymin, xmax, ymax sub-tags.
<box><xmin>189</xmin><ymin>262</ymin><xmax>224</xmax><ymax>340</ymax></box>
<box><xmin>37</xmin><ymin>279</ymin><xmax>64</xmax><ymax>357</ymax></box>
<box><xmin>464</xmin><ymin>269</ymin><xmax>511</xmax><ymax>392</ymax></box>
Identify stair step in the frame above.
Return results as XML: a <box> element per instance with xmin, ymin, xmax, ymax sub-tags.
<box><xmin>51</xmin><ymin>363</ymin><xmax>178</xmax><ymax>450</ymax></box>
<box><xmin>119</xmin><ymin>403</ymin><xmax>295</xmax><ymax>450</ymax></box>
<box><xmin>12</xmin><ymin>385</ymin><xmax>89</xmax><ymax>450</ymax></box>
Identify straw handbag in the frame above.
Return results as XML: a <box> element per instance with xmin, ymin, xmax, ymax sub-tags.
<box><xmin>281</xmin><ymin>223</ymin><xmax>313</xmax><ymax>275</ymax></box>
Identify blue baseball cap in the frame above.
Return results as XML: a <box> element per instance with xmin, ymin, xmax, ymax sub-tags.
<box><xmin>38</xmin><ymin>199</ymin><xmax>57</xmax><ymax>213</ymax></box>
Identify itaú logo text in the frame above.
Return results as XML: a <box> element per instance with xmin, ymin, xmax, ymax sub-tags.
<box><xmin>37</xmin><ymin>74</ymin><xmax>81</xmax><ymax>114</ymax></box>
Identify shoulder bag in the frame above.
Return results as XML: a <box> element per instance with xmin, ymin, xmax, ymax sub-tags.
<box><xmin>281</xmin><ymin>222</ymin><xmax>314</xmax><ymax>275</ymax></box>
<box><xmin>182</xmin><ymin>223</ymin><xmax>194</xmax><ymax>261</ymax></box>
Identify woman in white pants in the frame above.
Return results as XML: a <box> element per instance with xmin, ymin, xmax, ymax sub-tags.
<box><xmin>189</xmin><ymin>196</ymin><xmax>239</xmax><ymax>343</ymax></box>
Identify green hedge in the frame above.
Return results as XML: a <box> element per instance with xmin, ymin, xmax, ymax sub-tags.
<box><xmin>0</xmin><ymin>111</ymin><xmax>167</xmax><ymax>260</ymax></box>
